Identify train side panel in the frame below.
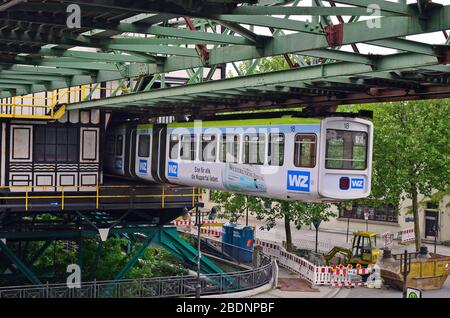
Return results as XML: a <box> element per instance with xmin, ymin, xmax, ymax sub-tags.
<box><xmin>164</xmin><ymin>122</ymin><xmax>323</xmax><ymax>202</ymax></box>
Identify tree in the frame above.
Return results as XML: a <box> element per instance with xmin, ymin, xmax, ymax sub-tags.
<box><xmin>210</xmin><ymin>190</ymin><xmax>260</xmax><ymax>224</ymax></box>
<box><xmin>301</xmin><ymin>203</ymin><xmax>335</xmax><ymax>253</ymax></box>
<box><xmin>342</xmin><ymin>100</ymin><xmax>450</xmax><ymax>251</ymax></box>
<box><xmin>252</xmin><ymin>199</ymin><xmax>311</xmax><ymax>252</ymax></box>
<box><xmin>211</xmin><ymin>190</ymin><xmax>309</xmax><ymax>252</ymax></box>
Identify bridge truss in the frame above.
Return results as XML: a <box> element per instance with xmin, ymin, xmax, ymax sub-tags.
<box><xmin>0</xmin><ymin>0</ymin><xmax>448</xmax><ymax>117</ymax></box>
<box><xmin>0</xmin><ymin>0</ymin><xmax>449</xmax><ymax>288</ymax></box>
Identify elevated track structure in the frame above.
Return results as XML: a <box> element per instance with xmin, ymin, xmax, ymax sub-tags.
<box><xmin>0</xmin><ymin>0</ymin><xmax>448</xmax><ymax>290</ymax></box>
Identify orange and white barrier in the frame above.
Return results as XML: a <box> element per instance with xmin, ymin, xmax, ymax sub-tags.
<box><xmin>399</xmin><ymin>227</ymin><xmax>415</xmax><ymax>243</ymax></box>
<box><xmin>255</xmin><ymin>238</ymin><xmax>368</xmax><ymax>287</ymax></box>
<box><xmin>200</xmin><ymin>228</ymin><xmax>222</xmax><ymax>237</ymax></box>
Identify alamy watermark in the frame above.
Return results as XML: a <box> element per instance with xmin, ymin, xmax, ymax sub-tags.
<box><xmin>66</xmin><ymin>264</ymin><xmax>81</xmax><ymax>288</ymax></box>
<box><xmin>66</xmin><ymin>4</ymin><xmax>81</xmax><ymax>29</ymax></box>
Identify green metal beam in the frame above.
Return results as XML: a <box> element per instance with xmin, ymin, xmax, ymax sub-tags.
<box><xmin>230</xmin><ymin>6</ymin><xmax>403</xmax><ymax>16</ymax></box>
<box><xmin>67</xmin><ymin>51</ymin><xmax>444</xmax><ymax>110</ymax></box>
<box><xmin>325</xmin><ymin>0</ymin><xmax>415</xmax><ymax>15</ymax></box>
<box><xmin>0</xmin><ymin>240</ymin><xmax>42</xmax><ymax>285</ymax></box>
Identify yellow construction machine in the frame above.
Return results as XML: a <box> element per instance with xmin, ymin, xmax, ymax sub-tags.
<box><xmin>324</xmin><ymin>232</ymin><xmax>381</xmax><ymax>266</ymax></box>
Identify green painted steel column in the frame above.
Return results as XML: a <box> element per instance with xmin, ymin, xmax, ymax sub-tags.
<box><xmin>0</xmin><ymin>240</ymin><xmax>42</xmax><ymax>286</ymax></box>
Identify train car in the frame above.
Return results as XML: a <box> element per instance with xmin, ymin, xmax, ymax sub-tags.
<box><xmin>104</xmin><ymin>112</ymin><xmax>373</xmax><ymax>203</ymax></box>
<box><xmin>163</xmin><ymin>114</ymin><xmax>373</xmax><ymax>202</ymax></box>
<box><xmin>104</xmin><ymin>123</ymin><xmax>138</xmax><ymax>178</ymax></box>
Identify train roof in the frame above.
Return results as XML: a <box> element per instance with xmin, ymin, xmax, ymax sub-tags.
<box><xmin>167</xmin><ymin>110</ymin><xmax>372</xmax><ymax>129</ymax></box>
<box><xmin>167</xmin><ymin>116</ymin><xmax>321</xmax><ymax>128</ymax></box>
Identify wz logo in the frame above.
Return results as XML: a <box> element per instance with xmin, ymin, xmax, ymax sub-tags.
<box><xmin>115</xmin><ymin>158</ymin><xmax>122</xmax><ymax>170</ymax></box>
<box><xmin>168</xmin><ymin>162</ymin><xmax>178</xmax><ymax>177</ymax></box>
<box><xmin>139</xmin><ymin>159</ymin><xmax>148</xmax><ymax>174</ymax></box>
<box><xmin>351</xmin><ymin>178</ymin><xmax>365</xmax><ymax>189</ymax></box>
<box><xmin>287</xmin><ymin>171</ymin><xmax>310</xmax><ymax>192</ymax></box>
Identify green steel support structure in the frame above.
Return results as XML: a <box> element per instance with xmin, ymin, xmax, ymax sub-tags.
<box><xmin>0</xmin><ymin>225</ymin><xmax>225</xmax><ymax>287</ymax></box>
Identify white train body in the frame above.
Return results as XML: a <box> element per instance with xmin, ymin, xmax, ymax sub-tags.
<box><xmin>104</xmin><ymin>115</ymin><xmax>373</xmax><ymax>202</ymax></box>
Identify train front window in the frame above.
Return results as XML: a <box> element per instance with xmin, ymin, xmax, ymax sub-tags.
<box><xmin>243</xmin><ymin>134</ymin><xmax>266</xmax><ymax>165</ymax></box>
<box><xmin>169</xmin><ymin>135</ymin><xmax>179</xmax><ymax>159</ymax></box>
<box><xmin>180</xmin><ymin>134</ymin><xmax>196</xmax><ymax>161</ymax></box>
<box><xmin>200</xmin><ymin>135</ymin><xmax>217</xmax><ymax>162</ymax></box>
<box><xmin>219</xmin><ymin>134</ymin><xmax>239</xmax><ymax>163</ymax></box>
<box><xmin>268</xmin><ymin>133</ymin><xmax>284</xmax><ymax>166</ymax></box>
<box><xmin>138</xmin><ymin>134</ymin><xmax>151</xmax><ymax>158</ymax></box>
<box><xmin>294</xmin><ymin>134</ymin><xmax>316</xmax><ymax>168</ymax></box>
<box><xmin>326</xmin><ymin>130</ymin><xmax>367</xmax><ymax>170</ymax></box>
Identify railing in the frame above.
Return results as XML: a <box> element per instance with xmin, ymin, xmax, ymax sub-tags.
<box><xmin>294</xmin><ymin>237</ymin><xmax>351</xmax><ymax>255</ymax></box>
<box><xmin>0</xmin><ymin>252</ymin><xmax>273</xmax><ymax>298</ymax></box>
<box><xmin>0</xmin><ymin>185</ymin><xmax>202</xmax><ymax>211</ymax></box>
<box><xmin>0</xmin><ymin>85</ymin><xmax>130</xmax><ymax>119</ymax></box>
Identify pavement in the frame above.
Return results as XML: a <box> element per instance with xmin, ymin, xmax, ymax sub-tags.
<box><xmin>237</xmin><ymin>215</ymin><xmax>450</xmax><ymax>298</ymax></box>
<box><xmin>251</xmin><ymin>267</ymin><xmax>341</xmax><ymax>298</ymax></box>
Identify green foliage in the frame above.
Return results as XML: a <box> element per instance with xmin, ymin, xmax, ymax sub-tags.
<box><xmin>3</xmin><ymin>237</ymin><xmax>188</xmax><ymax>285</ymax></box>
<box><xmin>127</xmin><ymin>247</ymin><xmax>188</xmax><ymax>279</ymax></box>
<box><xmin>251</xmin><ymin>199</ymin><xmax>308</xmax><ymax>231</ymax></box>
<box><xmin>210</xmin><ymin>189</ymin><xmax>333</xmax><ymax>251</ymax></box>
<box><xmin>340</xmin><ymin>100</ymin><xmax>450</xmax><ymax>250</ymax></box>
<box><xmin>301</xmin><ymin>203</ymin><xmax>335</xmax><ymax>230</ymax></box>
<box><xmin>210</xmin><ymin>190</ymin><xmax>260</xmax><ymax>223</ymax></box>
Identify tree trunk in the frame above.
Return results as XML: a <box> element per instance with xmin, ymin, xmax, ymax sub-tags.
<box><xmin>411</xmin><ymin>186</ymin><xmax>421</xmax><ymax>252</ymax></box>
<box><xmin>284</xmin><ymin>215</ymin><xmax>293</xmax><ymax>252</ymax></box>
<box><xmin>315</xmin><ymin>226</ymin><xmax>319</xmax><ymax>253</ymax></box>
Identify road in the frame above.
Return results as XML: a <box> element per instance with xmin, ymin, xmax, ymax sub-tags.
<box><xmin>238</xmin><ymin>215</ymin><xmax>450</xmax><ymax>298</ymax></box>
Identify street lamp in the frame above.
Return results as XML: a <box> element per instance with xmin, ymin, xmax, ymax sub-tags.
<box><xmin>399</xmin><ymin>250</ymin><xmax>412</xmax><ymax>298</ymax></box>
<box><xmin>195</xmin><ymin>204</ymin><xmax>202</xmax><ymax>298</ymax></box>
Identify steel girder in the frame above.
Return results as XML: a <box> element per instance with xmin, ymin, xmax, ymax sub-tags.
<box><xmin>0</xmin><ymin>0</ymin><xmax>448</xmax><ymax>110</ymax></box>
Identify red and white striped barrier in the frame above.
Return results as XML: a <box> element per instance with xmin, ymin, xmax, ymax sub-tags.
<box><xmin>255</xmin><ymin>238</ymin><xmax>369</xmax><ymax>287</ymax></box>
<box><xmin>200</xmin><ymin>228</ymin><xmax>222</xmax><ymax>237</ymax></box>
<box><xmin>174</xmin><ymin>220</ymin><xmax>224</xmax><ymax>226</ymax></box>
<box><xmin>399</xmin><ymin>227</ymin><xmax>415</xmax><ymax>243</ymax></box>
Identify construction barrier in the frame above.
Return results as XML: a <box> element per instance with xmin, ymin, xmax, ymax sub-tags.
<box><xmin>399</xmin><ymin>227</ymin><xmax>415</xmax><ymax>243</ymax></box>
<box><xmin>200</xmin><ymin>228</ymin><xmax>222</xmax><ymax>237</ymax></box>
<box><xmin>255</xmin><ymin>238</ymin><xmax>368</xmax><ymax>287</ymax></box>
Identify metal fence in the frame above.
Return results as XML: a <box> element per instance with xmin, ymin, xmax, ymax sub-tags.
<box><xmin>0</xmin><ymin>251</ymin><xmax>272</xmax><ymax>298</ymax></box>
<box><xmin>294</xmin><ymin>237</ymin><xmax>351</xmax><ymax>255</ymax></box>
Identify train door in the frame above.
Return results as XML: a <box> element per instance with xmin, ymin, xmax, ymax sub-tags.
<box><xmin>285</xmin><ymin>132</ymin><xmax>319</xmax><ymax>200</ymax></box>
<box><xmin>135</xmin><ymin>125</ymin><xmax>154</xmax><ymax>182</ymax></box>
<box><xmin>125</xmin><ymin>126</ymin><xmax>137</xmax><ymax>178</ymax></box>
<box><xmin>151</xmin><ymin>124</ymin><xmax>168</xmax><ymax>183</ymax></box>
<box><xmin>114</xmin><ymin>129</ymin><xmax>126</xmax><ymax>175</ymax></box>
<box><xmin>0</xmin><ymin>122</ymin><xmax>4</xmax><ymax>188</ymax></box>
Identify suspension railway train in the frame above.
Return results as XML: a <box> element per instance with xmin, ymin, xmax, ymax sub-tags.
<box><xmin>104</xmin><ymin>112</ymin><xmax>374</xmax><ymax>203</ymax></box>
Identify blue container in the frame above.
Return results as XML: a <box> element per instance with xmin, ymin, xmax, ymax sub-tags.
<box><xmin>232</xmin><ymin>225</ymin><xmax>254</xmax><ymax>263</ymax></box>
<box><xmin>222</xmin><ymin>223</ymin><xmax>237</xmax><ymax>256</ymax></box>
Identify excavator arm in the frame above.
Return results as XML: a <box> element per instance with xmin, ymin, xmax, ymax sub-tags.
<box><xmin>324</xmin><ymin>246</ymin><xmax>353</xmax><ymax>265</ymax></box>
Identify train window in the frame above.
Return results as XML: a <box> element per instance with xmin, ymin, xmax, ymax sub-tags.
<box><xmin>294</xmin><ymin>134</ymin><xmax>316</xmax><ymax>168</ymax></box>
<box><xmin>138</xmin><ymin>134</ymin><xmax>151</xmax><ymax>158</ymax></box>
<box><xmin>116</xmin><ymin>135</ymin><xmax>123</xmax><ymax>156</ymax></box>
<box><xmin>180</xmin><ymin>134</ymin><xmax>196</xmax><ymax>161</ymax></box>
<box><xmin>106</xmin><ymin>136</ymin><xmax>115</xmax><ymax>155</ymax></box>
<box><xmin>219</xmin><ymin>134</ymin><xmax>239</xmax><ymax>163</ymax></box>
<box><xmin>268</xmin><ymin>133</ymin><xmax>285</xmax><ymax>166</ymax></box>
<box><xmin>325</xmin><ymin>130</ymin><xmax>367</xmax><ymax>170</ymax></box>
<box><xmin>243</xmin><ymin>134</ymin><xmax>266</xmax><ymax>165</ymax></box>
<box><xmin>169</xmin><ymin>135</ymin><xmax>179</xmax><ymax>159</ymax></box>
<box><xmin>200</xmin><ymin>135</ymin><xmax>217</xmax><ymax>162</ymax></box>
